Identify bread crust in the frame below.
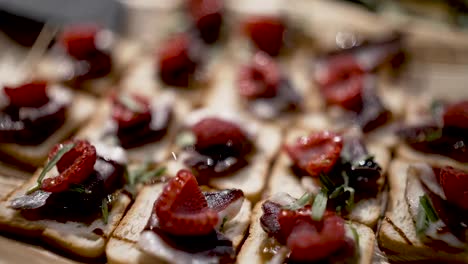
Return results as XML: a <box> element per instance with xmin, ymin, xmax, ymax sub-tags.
<box><xmin>106</xmin><ymin>184</ymin><xmax>252</xmax><ymax>264</ymax></box>
<box><xmin>378</xmin><ymin>159</ymin><xmax>468</xmax><ymax>262</ymax></box>
<box><xmin>0</xmin><ymin>169</ymin><xmax>131</xmax><ymax>259</ymax></box>
<box><xmin>237</xmin><ymin>199</ymin><xmax>375</xmax><ymax>264</ymax></box>
<box><xmin>266</xmin><ymin>127</ymin><xmax>390</xmax><ymax>227</ymax></box>
<box><xmin>0</xmin><ymin>91</ymin><xmax>96</xmax><ymax>174</ymax></box>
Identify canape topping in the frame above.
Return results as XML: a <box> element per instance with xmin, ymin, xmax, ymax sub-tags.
<box><xmin>244</xmin><ymin>16</ymin><xmax>285</xmax><ymax>56</ymax></box>
<box><xmin>41</xmin><ymin>139</ymin><xmax>97</xmax><ymax>193</ymax></box>
<box><xmin>284</xmin><ymin>131</ymin><xmax>343</xmax><ymax>177</ymax></box>
<box><xmin>158</xmin><ymin>33</ymin><xmax>198</xmax><ymax>87</ymax></box>
<box><xmin>438</xmin><ymin>166</ymin><xmax>468</xmax><ymax>210</ymax></box>
<box><xmin>60</xmin><ymin>25</ymin><xmax>100</xmax><ymax>60</ymax></box>
<box><xmin>111</xmin><ymin>93</ymin><xmax>152</xmax><ymax>129</ymax></box>
<box><xmin>238</xmin><ymin>51</ymin><xmax>280</xmax><ymax>100</ymax></box>
<box><xmin>155</xmin><ymin>170</ymin><xmax>219</xmax><ymax>236</ymax></box>
<box><xmin>260</xmin><ymin>196</ymin><xmax>349</xmax><ymax>262</ymax></box>
<box><xmin>191</xmin><ymin>117</ymin><xmax>252</xmax><ymax>157</ymax></box>
<box><xmin>443</xmin><ymin>100</ymin><xmax>468</xmax><ymax>130</ymax></box>
<box><xmin>188</xmin><ymin>0</ymin><xmax>224</xmax><ymax>43</ymax></box>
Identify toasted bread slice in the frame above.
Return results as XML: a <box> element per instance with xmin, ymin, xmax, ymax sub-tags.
<box><xmin>237</xmin><ymin>200</ymin><xmax>375</xmax><ymax>264</ymax></box>
<box><xmin>0</xmin><ymin>170</ymin><xmax>131</xmax><ymax>259</ymax></box>
<box><xmin>378</xmin><ymin>159</ymin><xmax>468</xmax><ymax>262</ymax></box>
<box><xmin>106</xmin><ymin>183</ymin><xmax>252</xmax><ymax>264</ymax></box>
<box><xmin>266</xmin><ymin>127</ymin><xmax>390</xmax><ymax>227</ymax></box>
<box><xmin>0</xmin><ymin>91</ymin><xmax>95</xmax><ymax>175</ymax></box>
<box><xmin>166</xmin><ymin>108</ymin><xmax>281</xmax><ymax>202</ymax></box>
<box><xmin>77</xmin><ymin>91</ymin><xmax>189</xmax><ymax>163</ymax></box>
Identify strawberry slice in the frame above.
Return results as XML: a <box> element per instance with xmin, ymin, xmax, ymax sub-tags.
<box><xmin>111</xmin><ymin>93</ymin><xmax>152</xmax><ymax>129</ymax></box>
<box><xmin>284</xmin><ymin>131</ymin><xmax>343</xmax><ymax>177</ymax></box>
<box><xmin>443</xmin><ymin>101</ymin><xmax>468</xmax><ymax>130</ymax></box>
<box><xmin>237</xmin><ymin>51</ymin><xmax>280</xmax><ymax>100</ymax></box>
<box><xmin>42</xmin><ymin>139</ymin><xmax>97</xmax><ymax>192</ymax></box>
<box><xmin>155</xmin><ymin>170</ymin><xmax>219</xmax><ymax>236</ymax></box>
<box><xmin>188</xmin><ymin>0</ymin><xmax>223</xmax><ymax>43</ymax></box>
<box><xmin>244</xmin><ymin>16</ymin><xmax>285</xmax><ymax>56</ymax></box>
<box><xmin>4</xmin><ymin>81</ymin><xmax>49</xmax><ymax>108</ymax></box>
<box><xmin>191</xmin><ymin>117</ymin><xmax>251</xmax><ymax>157</ymax></box>
<box><xmin>278</xmin><ymin>206</ymin><xmax>346</xmax><ymax>262</ymax></box>
<box><xmin>438</xmin><ymin>166</ymin><xmax>468</xmax><ymax>210</ymax></box>
<box><xmin>59</xmin><ymin>24</ymin><xmax>99</xmax><ymax>60</ymax></box>
<box><xmin>157</xmin><ymin>33</ymin><xmax>197</xmax><ymax>87</ymax></box>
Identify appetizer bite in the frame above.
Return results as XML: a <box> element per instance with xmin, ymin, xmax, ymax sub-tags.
<box><xmin>0</xmin><ymin>81</ymin><xmax>95</xmax><ymax>177</ymax></box>
<box><xmin>267</xmin><ymin>127</ymin><xmax>390</xmax><ymax>227</ymax></box>
<box><xmin>379</xmin><ymin>159</ymin><xmax>468</xmax><ymax>262</ymax></box>
<box><xmin>120</xmin><ymin>31</ymin><xmax>224</xmax><ymax>107</ymax></box>
<box><xmin>106</xmin><ymin>169</ymin><xmax>251</xmax><ymax>264</ymax></box>
<box><xmin>0</xmin><ymin>139</ymin><xmax>130</xmax><ymax>258</ymax></box>
<box><xmin>77</xmin><ymin>90</ymin><xmax>185</xmax><ymax>163</ymax></box>
<box><xmin>167</xmin><ymin>108</ymin><xmax>281</xmax><ymax>202</ymax></box>
<box><xmin>237</xmin><ymin>192</ymin><xmax>375</xmax><ymax>264</ymax></box>
<box><xmin>397</xmin><ymin>98</ymin><xmax>468</xmax><ymax>170</ymax></box>
<box><xmin>36</xmin><ymin>24</ymin><xmax>140</xmax><ymax>96</ymax></box>
<box><xmin>186</xmin><ymin>0</ymin><xmax>225</xmax><ymax>44</ymax></box>
<box><xmin>301</xmin><ymin>34</ymin><xmax>406</xmax><ymax>146</ymax></box>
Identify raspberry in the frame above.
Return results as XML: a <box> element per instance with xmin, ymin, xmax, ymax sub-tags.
<box><xmin>188</xmin><ymin>0</ymin><xmax>223</xmax><ymax>43</ymax></box>
<box><xmin>59</xmin><ymin>24</ymin><xmax>99</xmax><ymax>60</ymax></box>
<box><xmin>155</xmin><ymin>170</ymin><xmax>218</xmax><ymax>236</ymax></box>
<box><xmin>191</xmin><ymin>118</ymin><xmax>251</xmax><ymax>157</ymax></box>
<box><xmin>443</xmin><ymin>101</ymin><xmax>468</xmax><ymax>130</ymax></box>
<box><xmin>111</xmin><ymin>93</ymin><xmax>152</xmax><ymax>129</ymax></box>
<box><xmin>244</xmin><ymin>16</ymin><xmax>285</xmax><ymax>56</ymax></box>
<box><xmin>237</xmin><ymin>51</ymin><xmax>280</xmax><ymax>99</ymax></box>
<box><xmin>42</xmin><ymin>139</ymin><xmax>97</xmax><ymax>192</ymax></box>
<box><xmin>157</xmin><ymin>33</ymin><xmax>197</xmax><ymax>87</ymax></box>
<box><xmin>438</xmin><ymin>166</ymin><xmax>468</xmax><ymax>210</ymax></box>
<box><xmin>4</xmin><ymin>81</ymin><xmax>49</xmax><ymax>108</ymax></box>
<box><xmin>284</xmin><ymin>131</ymin><xmax>343</xmax><ymax>177</ymax></box>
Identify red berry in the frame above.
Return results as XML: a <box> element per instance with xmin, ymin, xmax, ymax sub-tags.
<box><xmin>284</xmin><ymin>131</ymin><xmax>343</xmax><ymax>177</ymax></box>
<box><xmin>237</xmin><ymin>51</ymin><xmax>280</xmax><ymax>99</ymax></box>
<box><xmin>279</xmin><ymin>208</ymin><xmax>346</xmax><ymax>262</ymax></box>
<box><xmin>59</xmin><ymin>24</ymin><xmax>99</xmax><ymax>60</ymax></box>
<box><xmin>316</xmin><ymin>55</ymin><xmax>365</xmax><ymax>111</ymax></box>
<box><xmin>315</xmin><ymin>55</ymin><xmax>364</xmax><ymax>88</ymax></box>
<box><xmin>4</xmin><ymin>81</ymin><xmax>49</xmax><ymax>108</ymax></box>
<box><xmin>42</xmin><ymin>139</ymin><xmax>97</xmax><ymax>192</ymax></box>
<box><xmin>438</xmin><ymin>166</ymin><xmax>468</xmax><ymax>210</ymax></box>
<box><xmin>443</xmin><ymin>101</ymin><xmax>468</xmax><ymax>130</ymax></box>
<box><xmin>188</xmin><ymin>0</ymin><xmax>223</xmax><ymax>43</ymax></box>
<box><xmin>155</xmin><ymin>170</ymin><xmax>218</xmax><ymax>236</ymax></box>
<box><xmin>244</xmin><ymin>16</ymin><xmax>285</xmax><ymax>56</ymax></box>
<box><xmin>111</xmin><ymin>93</ymin><xmax>152</xmax><ymax>129</ymax></box>
<box><xmin>191</xmin><ymin>118</ymin><xmax>251</xmax><ymax>156</ymax></box>
<box><xmin>158</xmin><ymin>33</ymin><xmax>197</xmax><ymax>87</ymax></box>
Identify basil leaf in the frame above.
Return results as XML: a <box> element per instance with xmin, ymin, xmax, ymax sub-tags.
<box><xmin>282</xmin><ymin>192</ymin><xmax>313</xmax><ymax>211</ymax></box>
<box><xmin>102</xmin><ymin>197</ymin><xmax>109</xmax><ymax>224</ymax></box>
<box><xmin>118</xmin><ymin>94</ymin><xmax>145</xmax><ymax>113</ymax></box>
<box><xmin>311</xmin><ymin>189</ymin><xmax>328</xmax><ymax>221</ymax></box>
<box><xmin>27</xmin><ymin>143</ymin><xmax>75</xmax><ymax>194</ymax></box>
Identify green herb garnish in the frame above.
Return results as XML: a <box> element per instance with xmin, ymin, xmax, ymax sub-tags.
<box><xmin>282</xmin><ymin>192</ymin><xmax>313</xmax><ymax>211</ymax></box>
<box><xmin>102</xmin><ymin>197</ymin><xmax>109</xmax><ymax>224</ymax></box>
<box><xmin>219</xmin><ymin>216</ymin><xmax>228</xmax><ymax>232</ymax></box>
<box><xmin>125</xmin><ymin>163</ymin><xmax>166</xmax><ymax>198</ymax></box>
<box><xmin>27</xmin><ymin>143</ymin><xmax>75</xmax><ymax>194</ymax></box>
<box><xmin>311</xmin><ymin>189</ymin><xmax>328</xmax><ymax>221</ymax></box>
<box><xmin>416</xmin><ymin>194</ymin><xmax>439</xmax><ymax>235</ymax></box>
<box><xmin>118</xmin><ymin>94</ymin><xmax>145</xmax><ymax>113</ymax></box>
<box><xmin>424</xmin><ymin>128</ymin><xmax>442</xmax><ymax>142</ymax></box>
<box><xmin>68</xmin><ymin>184</ymin><xmax>90</xmax><ymax>194</ymax></box>
<box><xmin>319</xmin><ymin>173</ymin><xmax>335</xmax><ymax>193</ymax></box>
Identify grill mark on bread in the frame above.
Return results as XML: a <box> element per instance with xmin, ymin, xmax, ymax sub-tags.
<box><xmin>383</xmin><ymin>216</ymin><xmax>413</xmax><ymax>245</ymax></box>
<box><xmin>110</xmin><ymin>235</ymin><xmax>136</xmax><ymax>244</ymax></box>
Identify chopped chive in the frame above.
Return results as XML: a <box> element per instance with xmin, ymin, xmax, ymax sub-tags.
<box><xmin>27</xmin><ymin>143</ymin><xmax>75</xmax><ymax>194</ymax></box>
<box><xmin>420</xmin><ymin>195</ymin><xmax>439</xmax><ymax>222</ymax></box>
<box><xmin>176</xmin><ymin>131</ymin><xmax>196</xmax><ymax>147</ymax></box>
<box><xmin>282</xmin><ymin>192</ymin><xmax>313</xmax><ymax>211</ymax></box>
<box><xmin>319</xmin><ymin>173</ymin><xmax>334</xmax><ymax>193</ymax></box>
<box><xmin>311</xmin><ymin>189</ymin><xmax>328</xmax><ymax>221</ymax></box>
<box><xmin>219</xmin><ymin>216</ymin><xmax>228</xmax><ymax>232</ymax></box>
